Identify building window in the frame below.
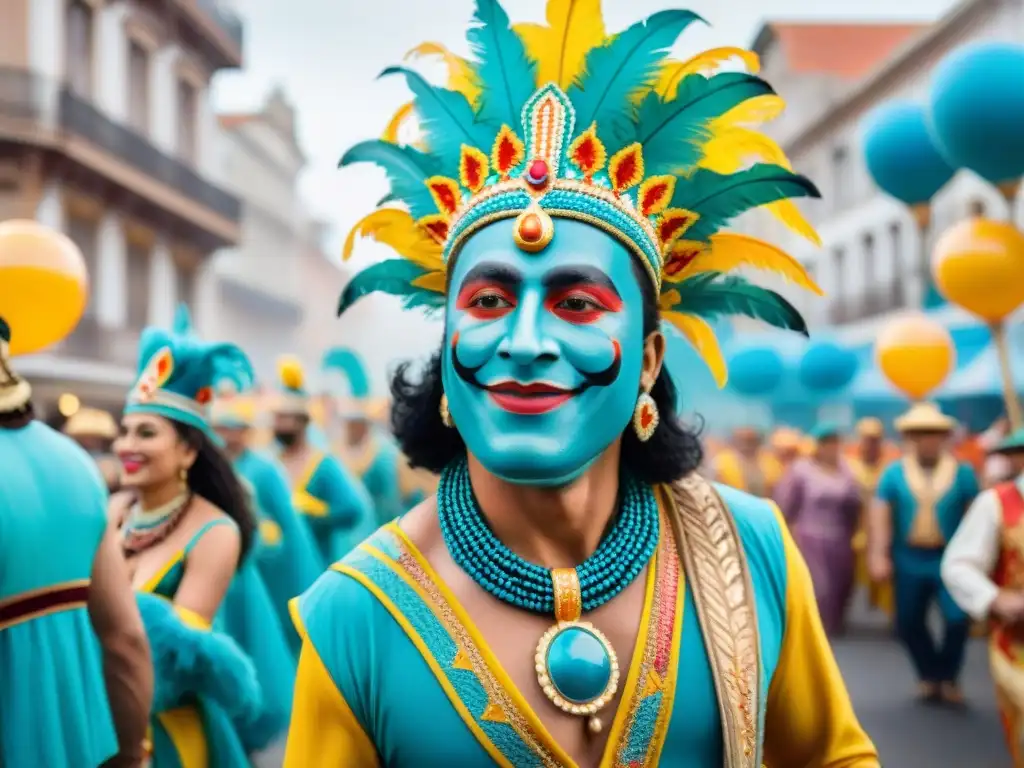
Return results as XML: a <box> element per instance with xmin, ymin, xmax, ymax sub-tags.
<box><xmin>126</xmin><ymin>243</ymin><xmax>151</xmax><ymax>329</ymax></box>
<box><xmin>831</xmin><ymin>145</ymin><xmax>850</xmax><ymax>209</ymax></box>
<box><xmin>127</xmin><ymin>41</ymin><xmax>150</xmax><ymax>134</ymax></box>
<box><xmin>66</xmin><ymin>215</ymin><xmax>99</xmax><ymax>316</ymax></box>
<box><xmin>65</xmin><ymin>0</ymin><xmax>95</xmax><ymax>98</ymax></box>
<box><xmin>968</xmin><ymin>198</ymin><xmax>987</xmax><ymax>217</ymax></box>
<box><xmin>829</xmin><ymin>247</ymin><xmax>846</xmax><ymax>324</ymax></box>
<box><xmin>889</xmin><ymin>222</ymin><xmax>905</xmax><ymax>309</ymax></box>
<box><xmin>177</xmin><ymin>80</ymin><xmax>199</xmax><ymax>163</ymax></box>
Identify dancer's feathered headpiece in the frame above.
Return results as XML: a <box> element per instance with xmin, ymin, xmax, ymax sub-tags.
<box><xmin>339</xmin><ymin>0</ymin><xmax>823</xmax><ymax>385</ymax></box>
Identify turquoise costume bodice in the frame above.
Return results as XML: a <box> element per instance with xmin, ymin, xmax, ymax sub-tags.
<box><xmin>877</xmin><ymin>458</ymin><xmax>979</xmax><ymax>575</ymax></box>
<box><xmin>289</xmin><ymin>448</ymin><xmax>374</xmax><ymax>563</ymax></box>
<box><xmin>0</xmin><ymin>422</ymin><xmax>119</xmax><ymax>767</ymax></box>
<box><xmin>234</xmin><ymin>447</ymin><xmax>323</xmax><ymax>654</ymax></box>
<box><xmin>294</xmin><ymin>486</ymin><xmax>799</xmax><ymax>767</ymax></box>
<box><xmin>343</xmin><ymin>436</ymin><xmax>403</xmax><ymax>528</ymax></box>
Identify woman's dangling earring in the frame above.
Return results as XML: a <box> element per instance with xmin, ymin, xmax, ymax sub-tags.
<box><xmin>439</xmin><ymin>394</ymin><xmax>454</xmax><ymax>428</ymax></box>
<box><xmin>632</xmin><ymin>388</ymin><xmax>659</xmax><ymax>442</ymax></box>
<box><xmin>179</xmin><ymin>466</ymin><xmax>189</xmax><ymax>490</ymax></box>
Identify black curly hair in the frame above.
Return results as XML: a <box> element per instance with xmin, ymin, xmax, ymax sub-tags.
<box><xmin>389</xmin><ymin>260</ymin><xmax>704</xmax><ymax>484</ymax></box>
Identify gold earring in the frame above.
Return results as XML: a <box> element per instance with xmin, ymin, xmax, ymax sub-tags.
<box><xmin>179</xmin><ymin>467</ymin><xmax>188</xmax><ymax>487</ymax></box>
<box><xmin>632</xmin><ymin>390</ymin><xmax>659</xmax><ymax>442</ymax></box>
<box><xmin>439</xmin><ymin>394</ymin><xmax>453</xmax><ymax>428</ymax></box>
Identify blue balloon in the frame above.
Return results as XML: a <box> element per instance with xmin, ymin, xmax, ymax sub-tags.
<box><xmin>929</xmin><ymin>42</ymin><xmax>1024</xmax><ymax>185</ymax></box>
<box><xmin>798</xmin><ymin>341</ymin><xmax>858</xmax><ymax>393</ymax></box>
<box><xmin>862</xmin><ymin>101</ymin><xmax>955</xmax><ymax>205</ymax></box>
<box><xmin>727</xmin><ymin>347</ymin><xmax>784</xmax><ymax>397</ymax></box>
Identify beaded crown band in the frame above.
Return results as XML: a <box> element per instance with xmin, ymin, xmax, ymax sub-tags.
<box><xmin>337</xmin><ymin>0</ymin><xmax>828</xmax><ymax>386</ymax></box>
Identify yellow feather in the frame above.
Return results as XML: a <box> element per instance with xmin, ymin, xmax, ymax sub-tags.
<box><xmin>405</xmin><ymin>42</ymin><xmax>482</xmax><ymax>106</ymax></box>
<box><xmin>654</xmin><ymin>47</ymin><xmax>761</xmax><ymax>100</ymax></box>
<box><xmin>277</xmin><ymin>356</ymin><xmax>304</xmax><ymax>391</ymax></box>
<box><xmin>342</xmin><ymin>209</ymin><xmax>443</xmax><ymax>271</ymax></box>
<box><xmin>382</xmin><ymin>101</ymin><xmax>415</xmax><ymax>144</ymax></box>
<box><xmin>675</xmin><ymin>233</ymin><xmax>823</xmax><ymax>294</ymax></box>
<box><xmin>698</xmin><ymin>127</ymin><xmax>792</xmax><ymax>173</ymax></box>
<box><xmin>514</xmin><ymin>0</ymin><xmax>606</xmax><ymax>90</ymax></box>
<box><xmin>410</xmin><ymin>270</ymin><xmax>447</xmax><ymax>294</ymax></box>
<box><xmin>709</xmin><ymin>94</ymin><xmax>786</xmax><ymax>130</ymax></box>
<box><xmin>764</xmin><ymin>200</ymin><xmax>822</xmax><ymax>246</ymax></box>
<box><xmin>663</xmin><ymin>311</ymin><xmax>728</xmax><ymax>387</ymax></box>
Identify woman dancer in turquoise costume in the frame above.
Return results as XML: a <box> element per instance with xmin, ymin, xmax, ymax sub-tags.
<box><xmin>323</xmin><ymin>346</ymin><xmax>404</xmax><ymax>526</ymax></box>
<box><xmin>212</xmin><ymin>390</ymin><xmax>324</xmax><ymax>656</ymax></box>
<box><xmin>112</xmin><ymin>321</ymin><xmax>283</xmax><ymax>765</ymax></box>
<box><xmin>286</xmin><ymin>2</ymin><xmax>878</xmax><ymax>766</ymax></box>
<box><xmin>0</xmin><ymin>303</ymin><xmax>151</xmax><ymax>764</ymax></box>
<box><xmin>274</xmin><ymin>355</ymin><xmax>374</xmax><ymax>561</ymax></box>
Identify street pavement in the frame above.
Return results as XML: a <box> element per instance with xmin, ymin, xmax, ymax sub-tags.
<box><xmin>257</xmin><ymin>602</ymin><xmax>1010</xmax><ymax>767</ymax></box>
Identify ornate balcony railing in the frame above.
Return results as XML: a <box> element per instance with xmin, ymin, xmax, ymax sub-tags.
<box><xmin>0</xmin><ymin>67</ymin><xmax>241</xmax><ymax>223</ymax></box>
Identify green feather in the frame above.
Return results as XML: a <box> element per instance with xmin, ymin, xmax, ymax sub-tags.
<box><xmin>635</xmin><ymin>74</ymin><xmax>775</xmax><ymax>176</ymax></box>
<box><xmin>380</xmin><ymin>66</ymin><xmax>495</xmax><ymax>169</ymax></box>
<box><xmin>337</xmin><ymin>259</ymin><xmax>446</xmax><ymax>316</ymax></box>
<box><xmin>467</xmin><ymin>0</ymin><xmax>537</xmax><ymax>129</ymax></box>
<box><xmin>668</xmin><ymin>271</ymin><xmax>808</xmax><ymax>335</ymax></box>
<box><xmin>172</xmin><ymin>303</ymin><xmax>193</xmax><ymax>336</ymax></box>
<box><xmin>340</xmin><ymin>140</ymin><xmax>441</xmax><ymax>220</ymax></box>
<box><xmin>570</xmin><ymin>10</ymin><xmax>703</xmax><ymax>148</ymax></box>
<box><xmin>672</xmin><ymin>164</ymin><xmax>820</xmax><ymax>241</ymax></box>
<box><xmin>322</xmin><ymin>347</ymin><xmax>371</xmax><ymax>398</ymax></box>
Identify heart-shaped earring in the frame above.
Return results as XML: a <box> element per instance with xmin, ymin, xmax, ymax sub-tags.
<box><xmin>631</xmin><ymin>391</ymin><xmax>659</xmax><ymax>442</ymax></box>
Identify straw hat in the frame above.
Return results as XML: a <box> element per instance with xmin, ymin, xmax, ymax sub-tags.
<box><xmin>770</xmin><ymin>428</ymin><xmax>801</xmax><ymax>451</ymax></box>
<box><xmin>63</xmin><ymin>407</ymin><xmax>117</xmax><ymax>440</ymax></box>
<box><xmin>894</xmin><ymin>402</ymin><xmax>956</xmax><ymax>434</ymax></box>
<box><xmin>855</xmin><ymin>417</ymin><xmax>884</xmax><ymax>439</ymax></box>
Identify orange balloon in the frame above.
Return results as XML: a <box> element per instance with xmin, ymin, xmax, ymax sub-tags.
<box><xmin>0</xmin><ymin>220</ymin><xmax>88</xmax><ymax>356</ymax></box>
<box><xmin>932</xmin><ymin>218</ymin><xmax>1024</xmax><ymax>322</ymax></box>
<box><xmin>875</xmin><ymin>313</ymin><xmax>955</xmax><ymax>399</ymax></box>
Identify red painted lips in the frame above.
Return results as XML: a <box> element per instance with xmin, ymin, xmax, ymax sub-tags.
<box><xmin>484</xmin><ymin>381</ymin><xmax>573</xmax><ymax>415</ymax></box>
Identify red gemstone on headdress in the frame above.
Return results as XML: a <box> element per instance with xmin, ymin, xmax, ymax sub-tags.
<box><xmin>518</xmin><ymin>214</ymin><xmax>543</xmax><ymax>243</ymax></box>
<box><xmin>525</xmin><ymin>158</ymin><xmax>549</xmax><ymax>186</ymax></box>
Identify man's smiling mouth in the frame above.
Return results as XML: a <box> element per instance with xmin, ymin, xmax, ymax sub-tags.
<box><xmin>482</xmin><ymin>380</ymin><xmax>576</xmax><ymax>415</ymax></box>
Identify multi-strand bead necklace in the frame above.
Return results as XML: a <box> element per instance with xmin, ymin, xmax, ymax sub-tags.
<box><xmin>437</xmin><ymin>458</ymin><xmax>659</xmax><ymax>733</ymax></box>
<box><xmin>121</xmin><ymin>491</ymin><xmax>193</xmax><ymax>556</ymax></box>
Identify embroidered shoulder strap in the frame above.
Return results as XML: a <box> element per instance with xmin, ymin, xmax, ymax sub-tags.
<box><xmin>668</xmin><ymin>472</ymin><xmax>761</xmax><ymax>768</ymax></box>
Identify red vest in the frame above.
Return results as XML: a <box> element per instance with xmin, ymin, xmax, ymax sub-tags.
<box><xmin>994</xmin><ymin>482</ymin><xmax>1024</xmax><ymax>660</ymax></box>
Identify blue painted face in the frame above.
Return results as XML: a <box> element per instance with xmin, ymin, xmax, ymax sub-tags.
<box><xmin>443</xmin><ymin>218</ymin><xmax>647</xmax><ymax>486</ymax></box>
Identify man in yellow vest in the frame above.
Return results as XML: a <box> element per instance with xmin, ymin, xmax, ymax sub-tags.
<box><xmin>712</xmin><ymin>426</ymin><xmax>783</xmax><ymax>497</ymax></box>
<box><xmin>849</xmin><ymin>417</ymin><xmax>894</xmax><ymax>617</ymax></box>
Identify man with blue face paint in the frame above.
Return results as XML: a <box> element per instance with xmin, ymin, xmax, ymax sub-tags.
<box><xmin>285</xmin><ymin>2</ymin><xmax>878</xmax><ymax>766</ymax></box>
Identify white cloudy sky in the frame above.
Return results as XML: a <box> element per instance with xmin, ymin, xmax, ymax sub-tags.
<box><xmin>213</xmin><ymin>0</ymin><xmax>957</xmax><ymax>265</ymax></box>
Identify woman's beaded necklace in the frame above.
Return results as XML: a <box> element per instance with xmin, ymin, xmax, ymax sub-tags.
<box><xmin>437</xmin><ymin>458</ymin><xmax>659</xmax><ymax>734</ymax></box>
<box><xmin>121</xmin><ymin>491</ymin><xmax>192</xmax><ymax>556</ymax></box>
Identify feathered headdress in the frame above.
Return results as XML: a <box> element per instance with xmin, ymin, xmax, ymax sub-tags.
<box><xmin>322</xmin><ymin>347</ymin><xmax>389</xmax><ymax>421</ymax></box>
<box><xmin>339</xmin><ymin>0</ymin><xmax>822</xmax><ymax>386</ymax></box>
<box><xmin>125</xmin><ymin>322</ymin><xmax>254</xmax><ymax>436</ymax></box>
<box><xmin>275</xmin><ymin>355</ymin><xmax>310</xmax><ymax>416</ymax></box>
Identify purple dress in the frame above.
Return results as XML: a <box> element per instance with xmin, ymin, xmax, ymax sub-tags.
<box><xmin>773</xmin><ymin>457</ymin><xmax>862</xmax><ymax>635</ymax></box>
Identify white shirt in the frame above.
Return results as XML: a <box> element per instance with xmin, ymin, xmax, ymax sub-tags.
<box><xmin>941</xmin><ymin>474</ymin><xmax>1024</xmax><ymax>621</ymax></box>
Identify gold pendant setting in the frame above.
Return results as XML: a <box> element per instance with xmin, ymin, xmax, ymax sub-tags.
<box><xmin>534</xmin><ymin>568</ymin><xmax>619</xmax><ymax>731</ymax></box>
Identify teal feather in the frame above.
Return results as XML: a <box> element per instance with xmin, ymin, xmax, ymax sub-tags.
<box><xmin>322</xmin><ymin>348</ymin><xmax>371</xmax><ymax>398</ymax></box>
<box><xmin>340</xmin><ymin>140</ymin><xmax>441</xmax><ymax>219</ymax></box>
<box><xmin>569</xmin><ymin>10</ymin><xmax>703</xmax><ymax>148</ymax></box>
<box><xmin>337</xmin><ymin>258</ymin><xmax>446</xmax><ymax>316</ymax></box>
<box><xmin>380</xmin><ymin>66</ymin><xmax>495</xmax><ymax>169</ymax></box>
<box><xmin>636</xmin><ymin>74</ymin><xmax>775</xmax><ymax>175</ymax></box>
<box><xmin>668</xmin><ymin>271</ymin><xmax>808</xmax><ymax>335</ymax></box>
<box><xmin>467</xmin><ymin>0</ymin><xmax>537</xmax><ymax>129</ymax></box>
<box><xmin>172</xmin><ymin>303</ymin><xmax>193</xmax><ymax>336</ymax></box>
<box><xmin>673</xmin><ymin>164</ymin><xmax>820</xmax><ymax>242</ymax></box>
<box><xmin>205</xmin><ymin>344</ymin><xmax>256</xmax><ymax>393</ymax></box>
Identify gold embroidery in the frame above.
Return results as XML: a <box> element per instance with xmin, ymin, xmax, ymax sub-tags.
<box><xmin>670</xmin><ymin>473</ymin><xmax>761</xmax><ymax>768</ymax></box>
<box><xmin>452</xmin><ymin>648</ymin><xmax>474</xmax><ymax>671</ymax></box>
<box><xmin>395</xmin><ymin>549</ymin><xmax>564</xmax><ymax>768</ymax></box>
<box><xmin>902</xmin><ymin>454</ymin><xmax>957</xmax><ymax>548</ymax></box>
<box><xmin>481</xmin><ymin>703</ymin><xmax>509</xmax><ymax>723</ymax></box>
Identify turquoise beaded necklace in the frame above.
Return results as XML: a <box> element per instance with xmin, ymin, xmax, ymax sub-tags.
<box><xmin>437</xmin><ymin>458</ymin><xmax>660</xmax><ymax>733</ymax></box>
